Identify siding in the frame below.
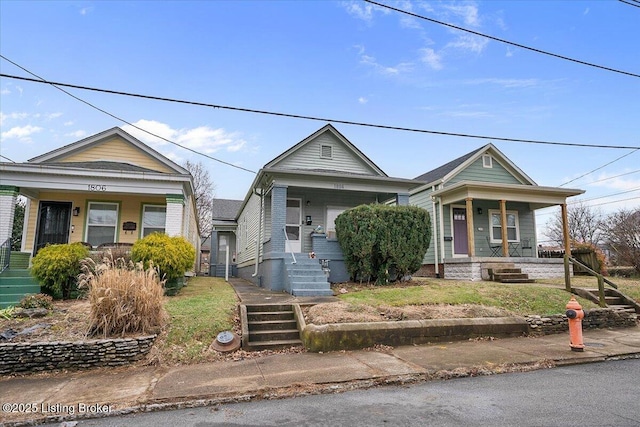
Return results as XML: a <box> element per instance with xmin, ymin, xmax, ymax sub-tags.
<box><xmin>24</xmin><ymin>192</ymin><xmax>167</xmax><ymax>252</ymax></box>
<box><xmin>57</xmin><ymin>137</ymin><xmax>174</xmax><ymax>173</ymax></box>
<box><xmin>447</xmin><ymin>157</ymin><xmax>523</xmax><ymax>186</ymax></box>
<box><xmin>273</xmin><ymin>133</ymin><xmax>379</xmax><ymax>176</ymax></box>
<box><xmin>408</xmin><ymin>188</ymin><xmax>437</xmax><ymax>264</ymax></box>
<box><xmin>236</xmin><ymin>193</ymin><xmax>261</xmax><ymax>266</ymax></box>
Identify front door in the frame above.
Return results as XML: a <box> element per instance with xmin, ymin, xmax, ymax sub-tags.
<box><xmin>452</xmin><ymin>207</ymin><xmax>469</xmax><ymax>256</ymax></box>
<box><xmin>34</xmin><ymin>201</ymin><xmax>72</xmax><ymax>255</ymax></box>
<box><xmin>285</xmin><ymin>198</ymin><xmax>301</xmax><ymax>253</ymax></box>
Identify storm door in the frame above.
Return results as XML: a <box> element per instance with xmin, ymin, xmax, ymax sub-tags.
<box><xmin>34</xmin><ymin>201</ymin><xmax>72</xmax><ymax>255</ymax></box>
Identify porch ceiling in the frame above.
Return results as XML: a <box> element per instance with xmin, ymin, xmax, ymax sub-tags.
<box><xmin>431</xmin><ymin>180</ymin><xmax>585</xmax><ymax>209</ymax></box>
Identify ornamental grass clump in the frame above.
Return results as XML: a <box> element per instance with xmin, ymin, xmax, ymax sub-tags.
<box><xmin>79</xmin><ymin>256</ymin><xmax>167</xmax><ymax>337</ymax></box>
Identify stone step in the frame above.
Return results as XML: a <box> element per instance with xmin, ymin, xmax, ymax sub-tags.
<box><xmin>248</xmin><ymin>329</ymin><xmax>300</xmax><ymax>342</ymax></box>
<box><xmin>289</xmin><ymin>274</ymin><xmax>328</xmax><ymax>283</ymax></box>
<box><xmin>497</xmin><ymin>278</ymin><xmax>536</xmax><ymax>284</ymax></box>
<box><xmin>288</xmin><ymin>281</ymin><xmax>331</xmax><ymax>290</ymax></box>
<box><xmin>244</xmin><ymin>339</ymin><xmax>303</xmax><ymax>351</ymax></box>
<box><xmin>247</xmin><ymin>311</ymin><xmax>295</xmax><ymax>322</ymax></box>
<box><xmin>291</xmin><ymin>288</ymin><xmax>335</xmax><ymax>297</ymax></box>
<box><xmin>248</xmin><ymin>319</ymin><xmax>298</xmax><ymax>331</ymax></box>
<box><xmin>494</xmin><ymin>273</ymin><xmax>529</xmax><ymax>281</ymax></box>
<box><xmin>494</xmin><ymin>268</ymin><xmax>522</xmax><ymax>274</ymax></box>
<box><xmin>246</xmin><ymin>304</ymin><xmax>294</xmax><ymax>313</ymax></box>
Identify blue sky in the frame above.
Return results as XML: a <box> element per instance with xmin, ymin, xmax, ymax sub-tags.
<box><xmin>1</xmin><ymin>1</ymin><xmax>639</xmax><ymax>236</ymax></box>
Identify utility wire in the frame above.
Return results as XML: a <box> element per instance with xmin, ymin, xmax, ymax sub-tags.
<box><xmin>560</xmin><ymin>149</ymin><xmax>639</xmax><ymax>186</ymax></box>
<box><xmin>365</xmin><ymin>0</ymin><xmax>640</xmax><ymax>79</ymax></box>
<box><xmin>0</xmin><ymin>57</ymin><xmax>256</xmax><ymax>174</ymax></box>
<box><xmin>2</xmin><ymin>70</ymin><xmax>639</xmax><ymax>151</ymax></box>
<box><xmin>586</xmin><ymin>169</ymin><xmax>640</xmax><ymax>185</ymax></box>
<box><xmin>619</xmin><ymin>0</ymin><xmax>640</xmax><ymax>8</ymax></box>
<box><xmin>0</xmin><ymin>154</ymin><xmax>17</xmax><ymax>163</ymax></box>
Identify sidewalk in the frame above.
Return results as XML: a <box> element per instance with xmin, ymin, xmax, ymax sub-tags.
<box><xmin>1</xmin><ymin>327</ymin><xmax>639</xmax><ymax>426</ymax></box>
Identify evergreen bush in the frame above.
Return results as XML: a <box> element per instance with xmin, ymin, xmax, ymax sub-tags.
<box><xmin>31</xmin><ymin>243</ymin><xmax>89</xmax><ymax>299</ymax></box>
<box><xmin>335</xmin><ymin>204</ymin><xmax>431</xmax><ymax>284</ymax></box>
<box><xmin>131</xmin><ymin>233</ymin><xmax>195</xmax><ymax>287</ymax></box>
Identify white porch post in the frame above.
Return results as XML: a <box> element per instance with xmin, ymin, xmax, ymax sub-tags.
<box><xmin>0</xmin><ymin>186</ymin><xmax>19</xmax><ymax>244</ymax></box>
<box><xmin>165</xmin><ymin>194</ymin><xmax>185</xmax><ymax>237</ymax></box>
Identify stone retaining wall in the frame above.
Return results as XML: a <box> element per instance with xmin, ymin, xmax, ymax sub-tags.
<box><xmin>0</xmin><ymin>335</ymin><xmax>156</xmax><ymax>375</ymax></box>
<box><xmin>526</xmin><ymin>308</ymin><xmax>637</xmax><ymax>336</ymax></box>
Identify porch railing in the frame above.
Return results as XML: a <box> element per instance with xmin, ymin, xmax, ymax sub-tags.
<box><xmin>0</xmin><ymin>238</ymin><xmax>10</xmax><ymax>274</ymax></box>
<box><xmin>283</xmin><ymin>226</ymin><xmax>296</xmax><ymax>265</ymax></box>
<box><xmin>568</xmin><ymin>256</ymin><xmax>617</xmax><ymax>307</ymax></box>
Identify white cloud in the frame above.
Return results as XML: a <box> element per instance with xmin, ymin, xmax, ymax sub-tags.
<box><xmin>583</xmin><ymin>8</ymin><xmax>590</xmax><ymax>15</ymax></box>
<box><xmin>0</xmin><ymin>112</ymin><xmax>29</xmax><ymax>126</ymax></box>
<box><xmin>46</xmin><ymin>112</ymin><xmax>63</xmax><ymax>120</ymax></box>
<box><xmin>589</xmin><ymin>171</ymin><xmax>640</xmax><ymax>192</ymax></box>
<box><xmin>122</xmin><ymin>120</ymin><xmax>248</xmax><ymax>155</ymax></box>
<box><xmin>0</xmin><ymin>125</ymin><xmax>43</xmax><ymax>141</ymax></box>
<box><xmin>446</xmin><ymin>34</ymin><xmax>489</xmax><ymax>54</ymax></box>
<box><xmin>341</xmin><ymin>1</ymin><xmax>388</xmax><ymax>23</ymax></box>
<box><xmin>443</xmin><ymin>3</ymin><xmax>481</xmax><ymax>27</ymax></box>
<box><xmin>462</xmin><ymin>78</ymin><xmax>541</xmax><ymax>89</ymax></box>
<box><xmin>358</xmin><ymin>97</ymin><xmax>368</xmax><ymax>104</ymax></box>
<box><xmin>1</xmin><ymin>88</ymin><xmax>10</xmax><ymax>95</ymax></box>
<box><xmin>419</xmin><ymin>48</ymin><xmax>443</xmax><ymax>70</ymax></box>
<box><xmin>360</xmin><ymin>52</ymin><xmax>413</xmax><ymax>76</ymax></box>
<box><xmin>66</xmin><ymin>130</ymin><xmax>87</xmax><ymax>139</ymax></box>
<box><xmin>64</xmin><ymin>121</ymin><xmax>74</xmax><ymax>126</ymax></box>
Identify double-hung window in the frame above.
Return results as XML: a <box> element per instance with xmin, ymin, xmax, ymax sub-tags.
<box><xmin>489</xmin><ymin>210</ymin><xmax>519</xmax><ymax>242</ymax></box>
<box><xmin>87</xmin><ymin>202</ymin><xmax>118</xmax><ymax>247</ymax></box>
<box><xmin>142</xmin><ymin>205</ymin><xmax>166</xmax><ymax>237</ymax></box>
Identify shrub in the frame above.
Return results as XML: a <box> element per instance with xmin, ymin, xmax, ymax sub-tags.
<box><xmin>335</xmin><ymin>204</ymin><xmax>431</xmax><ymax>284</ymax></box>
<box><xmin>31</xmin><ymin>243</ymin><xmax>89</xmax><ymax>299</ymax></box>
<box><xmin>79</xmin><ymin>257</ymin><xmax>167</xmax><ymax>337</ymax></box>
<box><xmin>131</xmin><ymin>233</ymin><xmax>195</xmax><ymax>284</ymax></box>
<box><xmin>19</xmin><ymin>293</ymin><xmax>54</xmax><ymax>310</ymax></box>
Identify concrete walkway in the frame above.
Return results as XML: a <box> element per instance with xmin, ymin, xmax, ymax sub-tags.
<box><xmin>228</xmin><ymin>278</ymin><xmax>339</xmax><ymax>305</ymax></box>
<box><xmin>1</xmin><ymin>327</ymin><xmax>639</xmax><ymax>426</ymax></box>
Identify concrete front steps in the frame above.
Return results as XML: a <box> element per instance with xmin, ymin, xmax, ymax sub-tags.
<box><xmin>486</xmin><ymin>262</ymin><xmax>535</xmax><ymax>283</ymax></box>
<box><xmin>573</xmin><ymin>287</ymin><xmax>640</xmax><ymax>314</ymax></box>
<box><xmin>0</xmin><ymin>269</ymin><xmax>41</xmax><ymax>308</ymax></box>
<box><xmin>241</xmin><ymin>304</ymin><xmax>303</xmax><ymax>351</ymax></box>
<box><xmin>285</xmin><ymin>256</ymin><xmax>333</xmax><ymax>297</ymax></box>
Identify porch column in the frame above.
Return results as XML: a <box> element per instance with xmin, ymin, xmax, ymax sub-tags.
<box><xmin>500</xmin><ymin>199</ymin><xmax>509</xmax><ymax>257</ymax></box>
<box><xmin>165</xmin><ymin>194</ymin><xmax>185</xmax><ymax>237</ymax></box>
<box><xmin>561</xmin><ymin>203</ymin><xmax>571</xmax><ymax>291</ymax></box>
<box><xmin>465</xmin><ymin>197</ymin><xmax>475</xmax><ymax>257</ymax></box>
<box><xmin>270</xmin><ymin>185</ymin><xmax>288</xmax><ymax>253</ymax></box>
<box><xmin>0</xmin><ymin>186</ymin><xmax>19</xmax><ymax>244</ymax></box>
<box><xmin>396</xmin><ymin>193</ymin><xmax>409</xmax><ymax>206</ymax></box>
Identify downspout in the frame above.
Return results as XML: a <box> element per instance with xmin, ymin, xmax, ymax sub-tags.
<box><xmin>252</xmin><ymin>187</ymin><xmax>263</xmax><ymax>277</ymax></box>
<box><xmin>431</xmin><ymin>190</ymin><xmax>439</xmax><ymax>277</ymax></box>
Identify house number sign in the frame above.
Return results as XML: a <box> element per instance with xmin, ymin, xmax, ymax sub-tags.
<box><xmin>88</xmin><ymin>184</ymin><xmax>107</xmax><ymax>191</ymax></box>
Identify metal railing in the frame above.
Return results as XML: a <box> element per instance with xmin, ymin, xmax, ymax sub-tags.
<box><xmin>0</xmin><ymin>238</ymin><xmax>11</xmax><ymax>274</ymax></box>
<box><xmin>283</xmin><ymin>227</ymin><xmax>296</xmax><ymax>264</ymax></box>
<box><xmin>569</xmin><ymin>256</ymin><xmax>617</xmax><ymax>307</ymax></box>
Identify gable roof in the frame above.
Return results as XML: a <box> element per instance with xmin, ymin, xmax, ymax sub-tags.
<box><xmin>413</xmin><ymin>143</ymin><xmax>536</xmax><ymax>187</ymax></box>
<box><xmin>212</xmin><ymin>198</ymin><xmax>243</xmax><ymax>220</ymax></box>
<box><xmin>264</xmin><ymin>124</ymin><xmax>388</xmax><ymax>177</ymax></box>
<box><xmin>28</xmin><ymin>127</ymin><xmax>189</xmax><ymax>175</ymax></box>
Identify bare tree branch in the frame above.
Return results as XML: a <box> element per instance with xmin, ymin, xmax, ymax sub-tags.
<box><xmin>184</xmin><ymin>160</ymin><xmax>215</xmax><ymax>237</ymax></box>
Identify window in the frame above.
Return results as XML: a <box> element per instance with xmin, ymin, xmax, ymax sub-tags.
<box><xmin>326</xmin><ymin>207</ymin><xmax>347</xmax><ymax>237</ymax></box>
<box><xmin>320</xmin><ymin>144</ymin><xmax>333</xmax><ymax>159</ymax></box>
<box><xmin>142</xmin><ymin>205</ymin><xmax>166</xmax><ymax>237</ymax></box>
<box><xmin>86</xmin><ymin>202</ymin><xmax>118</xmax><ymax>247</ymax></box>
<box><xmin>489</xmin><ymin>210</ymin><xmax>519</xmax><ymax>242</ymax></box>
<box><xmin>482</xmin><ymin>154</ymin><xmax>493</xmax><ymax>168</ymax></box>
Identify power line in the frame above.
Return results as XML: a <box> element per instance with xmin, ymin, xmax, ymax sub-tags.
<box><xmin>364</xmin><ymin>0</ymin><xmax>640</xmax><ymax>79</ymax></box>
<box><xmin>560</xmin><ymin>149</ymin><xmax>639</xmax><ymax>186</ymax></box>
<box><xmin>536</xmin><ymin>190</ymin><xmax>640</xmax><ymax>217</ymax></box>
<box><xmin>586</xmin><ymin>169</ymin><xmax>640</xmax><ymax>185</ymax></box>
<box><xmin>0</xmin><ymin>57</ymin><xmax>257</xmax><ymax>174</ymax></box>
<box><xmin>577</xmin><ymin>187</ymin><xmax>640</xmax><ymax>204</ymax></box>
<box><xmin>619</xmin><ymin>0</ymin><xmax>640</xmax><ymax>9</ymax></box>
<box><xmin>2</xmin><ymin>71</ymin><xmax>639</xmax><ymax>151</ymax></box>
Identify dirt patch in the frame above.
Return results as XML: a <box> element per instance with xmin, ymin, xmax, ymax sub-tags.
<box><xmin>305</xmin><ymin>301</ymin><xmax>515</xmax><ymax>325</ymax></box>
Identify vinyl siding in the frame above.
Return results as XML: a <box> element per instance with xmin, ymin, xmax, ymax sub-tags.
<box><xmin>273</xmin><ymin>133</ymin><xmax>380</xmax><ymax>175</ymax></box>
<box><xmin>24</xmin><ymin>192</ymin><xmax>167</xmax><ymax>252</ymax></box>
<box><xmin>236</xmin><ymin>193</ymin><xmax>261</xmax><ymax>266</ymax></box>
<box><xmin>447</xmin><ymin>156</ymin><xmax>523</xmax><ymax>186</ymax></box>
<box><xmin>57</xmin><ymin>137</ymin><xmax>174</xmax><ymax>173</ymax></box>
<box><xmin>409</xmin><ymin>188</ymin><xmax>437</xmax><ymax>264</ymax></box>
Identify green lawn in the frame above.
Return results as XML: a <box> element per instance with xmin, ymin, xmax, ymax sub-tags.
<box><xmin>339</xmin><ymin>278</ymin><xmax>601</xmax><ymax>316</ymax></box>
<box><xmin>161</xmin><ymin>276</ymin><xmax>238</xmax><ymax>364</ymax></box>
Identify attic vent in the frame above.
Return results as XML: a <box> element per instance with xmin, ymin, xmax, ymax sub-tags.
<box><xmin>320</xmin><ymin>144</ymin><xmax>333</xmax><ymax>159</ymax></box>
<box><xmin>482</xmin><ymin>154</ymin><xmax>493</xmax><ymax>168</ymax></box>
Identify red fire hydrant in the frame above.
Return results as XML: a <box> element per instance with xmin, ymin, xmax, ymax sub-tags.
<box><xmin>566</xmin><ymin>296</ymin><xmax>585</xmax><ymax>352</ymax></box>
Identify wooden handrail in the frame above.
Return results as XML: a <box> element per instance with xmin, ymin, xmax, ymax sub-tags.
<box><xmin>568</xmin><ymin>256</ymin><xmax>618</xmax><ymax>307</ymax></box>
